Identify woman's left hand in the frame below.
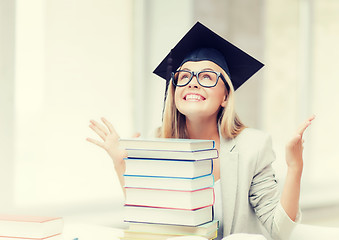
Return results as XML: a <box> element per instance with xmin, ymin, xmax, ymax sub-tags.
<box><xmin>285</xmin><ymin>115</ymin><xmax>315</xmax><ymax>171</ymax></box>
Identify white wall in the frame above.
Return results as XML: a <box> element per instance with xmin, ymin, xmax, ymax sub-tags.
<box><xmin>264</xmin><ymin>0</ymin><xmax>339</xmax><ymax>207</ymax></box>
<box><xmin>307</xmin><ymin>0</ymin><xmax>339</xmax><ymax>192</ymax></box>
<box><xmin>13</xmin><ymin>0</ymin><xmax>133</xmax><ymax>210</ymax></box>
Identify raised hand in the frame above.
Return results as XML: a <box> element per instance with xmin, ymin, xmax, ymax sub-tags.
<box><xmin>281</xmin><ymin>115</ymin><xmax>315</xmax><ymax>221</ymax></box>
<box><xmin>87</xmin><ymin>117</ymin><xmax>140</xmax><ymax>171</ymax></box>
<box><xmin>87</xmin><ymin>117</ymin><xmax>140</xmax><ymax>194</ymax></box>
<box><xmin>285</xmin><ymin>115</ymin><xmax>315</xmax><ymax>171</ymax></box>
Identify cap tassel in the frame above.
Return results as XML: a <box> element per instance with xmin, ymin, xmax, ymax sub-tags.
<box><xmin>162</xmin><ymin>50</ymin><xmax>173</xmax><ymax>121</ymax></box>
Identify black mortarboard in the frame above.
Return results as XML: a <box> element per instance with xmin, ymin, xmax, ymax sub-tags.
<box><xmin>153</xmin><ymin>22</ymin><xmax>264</xmax><ymax>91</ymax></box>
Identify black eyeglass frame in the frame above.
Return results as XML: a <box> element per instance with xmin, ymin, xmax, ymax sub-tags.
<box><xmin>171</xmin><ymin>70</ymin><xmax>230</xmax><ymax>91</ymax></box>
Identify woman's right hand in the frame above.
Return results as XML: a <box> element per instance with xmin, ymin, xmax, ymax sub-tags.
<box><xmin>86</xmin><ymin>117</ymin><xmax>139</xmax><ymax>171</ymax></box>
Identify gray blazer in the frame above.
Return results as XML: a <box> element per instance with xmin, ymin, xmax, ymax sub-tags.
<box><xmin>219</xmin><ymin>128</ymin><xmax>298</xmax><ymax>240</ymax></box>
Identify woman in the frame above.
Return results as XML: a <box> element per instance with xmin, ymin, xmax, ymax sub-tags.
<box><xmin>87</xmin><ymin>22</ymin><xmax>314</xmax><ymax>240</ymax></box>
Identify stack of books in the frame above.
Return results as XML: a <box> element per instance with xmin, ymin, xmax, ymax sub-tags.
<box><xmin>0</xmin><ymin>215</ymin><xmax>63</xmax><ymax>240</ymax></box>
<box><xmin>120</xmin><ymin>138</ymin><xmax>219</xmax><ymax>240</ymax></box>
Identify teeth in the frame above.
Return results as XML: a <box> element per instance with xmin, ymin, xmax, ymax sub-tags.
<box><xmin>186</xmin><ymin>94</ymin><xmax>203</xmax><ymax>100</ymax></box>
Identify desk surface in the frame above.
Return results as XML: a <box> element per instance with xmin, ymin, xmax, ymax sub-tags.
<box><xmin>62</xmin><ymin>222</ymin><xmax>339</xmax><ymax>240</ymax></box>
<box><xmin>62</xmin><ymin>222</ymin><xmax>124</xmax><ymax>240</ymax></box>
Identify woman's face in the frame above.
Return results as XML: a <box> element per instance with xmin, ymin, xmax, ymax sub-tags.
<box><xmin>174</xmin><ymin>60</ymin><xmax>228</xmax><ymax>121</ymax></box>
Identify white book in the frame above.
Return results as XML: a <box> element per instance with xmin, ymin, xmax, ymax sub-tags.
<box><xmin>124</xmin><ymin>174</ymin><xmax>214</xmax><ymax>191</ymax></box>
<box><xmin>0</xmin><ymin>215</ymin><xmax>63</xmax><ymax>239</ymax></box>
<box><xmin>124</xmin><ymin>205</ymin><xmax>213</xmax><ymax>227</ymax></box>
<box><xmin>125</xmin><ymin>148</ymin><xmax>218</xmax><ymax>160</ymax></box>
<box><xmin>120</xmin><ymin>138</ymin><xmax>215</xmax><ymax>151</ymax></box>
<box><xmin>124</xmin><ymin>158</ymin><xmax>213</xmax><ymax>178</ymax></box>
<box><xmin>125</xmin><ymin>187</ymin><xmax>214</xmax><ymax>210</ymax></box>
<box><xmin>123</xmin><ymin>229</ymin><xmax>217</xmax><ymax>240</ymax></box>
<box><xmin>127</xmin><ymin>220</ymin><xmax>219</xmax><ymax>236</ymax></box>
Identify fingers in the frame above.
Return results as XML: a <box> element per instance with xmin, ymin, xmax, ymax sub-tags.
<box><xmin>89</xmin><ymin>120</ymin><xmax>107</xmax><ymax>141</ymax></box>
<box><xmin>101</xmin><ymin>117</ymin><xmax>118</xmax><ymax>136</ymax></box>
<box><xmin>297</xmin><ymin>122</ymin><xmax>310</xmax><ymax>137</ymax></box>
<box><xmin>288</xmin><ymin>134</ymin><xmax>302</xmax><ymax>147</ymax></box>
<box><xmin>86</xmin><ymin>137</ymin><xmax>105</xmax><ymax>148</ymax></box>
<box><xmin>297</xmin><ymin>114</ymin><xmax>315</xmax><ymax>136</ymax></box>
<box><xmin>91</xmin><ymin>119</ymin><xmax>109</xmax><ymax>135</ymax></box>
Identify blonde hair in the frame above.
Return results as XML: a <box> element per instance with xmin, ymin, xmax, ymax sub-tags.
<box><xmin>159</xmin><ymin>70</ymin><xmax>246</xmax><ymax>139</ymax></box>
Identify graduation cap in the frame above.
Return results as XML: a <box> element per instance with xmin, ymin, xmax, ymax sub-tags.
<box><xmin>153</xmin><ymin>22</ymin><xmax>264</xmax><ymax>91</ymax></box>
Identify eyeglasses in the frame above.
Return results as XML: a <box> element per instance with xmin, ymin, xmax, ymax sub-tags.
<box><xmin>172</xmin><ymin>70</ymin><xmax>229</xmax><ymax>89</ymax></box>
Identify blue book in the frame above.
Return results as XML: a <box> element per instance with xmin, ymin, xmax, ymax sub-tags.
<box><xmin>124</xmin><ymin>158</ymin><xmax>213</xmax><ymax>179</ymax></box>
<box><xmin>120</xmin><ymin>138</ymin><xmax>215</xmax><ymax>151</ymax></box>
<box><xmin>125</xmin><ymin>148</ymin><xmax>218</xmax><ymax>161</ymax></box>
<box><xmin>124</xmin><ymin>174</ymin><xmax>214</xmax><ymax>191</ymax></box>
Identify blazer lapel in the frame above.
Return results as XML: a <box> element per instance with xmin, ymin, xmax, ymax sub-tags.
<box><xmin>219</xmin><ymin>136</ymin><xmax>239</xmax><ymax>236</ymax></box>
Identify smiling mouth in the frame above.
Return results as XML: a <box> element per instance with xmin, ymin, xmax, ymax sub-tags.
<box><xmin>184</xmin><ymin>94</ymin><xmax>206</xmax><ymax>101</ymax></box>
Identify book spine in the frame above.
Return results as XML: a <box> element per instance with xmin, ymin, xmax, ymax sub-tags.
<box><xmin>124</xmin><ymin>204</ymin><xmax>215</xmax><ymax>211</ymax></box>
<box><xmin>123</xmin><ymin>173</ymin><xmax>212</xmax><ymax>179</ymax></box>
<box><xmin>124</xmin><ymin>158</ymin><xmax>199</xmax><ymax>162</ymax></box>
<box><xmin>210</xmin><ymin>159</ymin><xmax>213</xmax><ymax>175</ymax></box>
<box><xmin>124</xmin><ymin>187</ymin><xmax>215</xmax><ymax>210</ymax></box>
<box><xmin>124</xmin><ymin>219</ymin><xmax>213</xmax><ymax>228</ymax></box>
<box><xmin>123</xmin><ymin>173</ymin><xmax>213</xmax><ymax>180</ymax></box>
<box><xmin>125</xmin><ymin>186</ymin><xmax>213</xmax><ymax>193</ymax></box>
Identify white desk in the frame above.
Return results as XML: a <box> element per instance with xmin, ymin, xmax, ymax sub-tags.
<box><xmin>61</xmin><ymin>222</ymin><xmax>339</xmax><ymax>240</ymax></box>
<box><xmin>62</xmin><ymin>222</ymin><xmax>124</xmax><ymax>240</ymax></box>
